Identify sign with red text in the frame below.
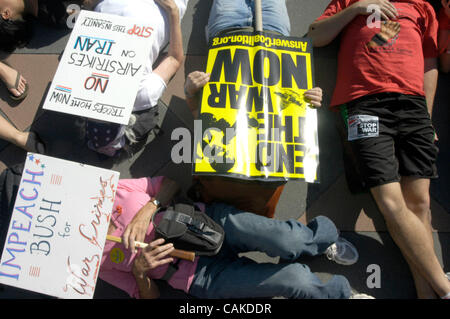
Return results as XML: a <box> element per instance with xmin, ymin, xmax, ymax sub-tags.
<box><xmin>43</xmin><ymin>10</ymin><xmax>153</xmax><ymax>125</ymax></box>
<box><xmin>0</xmin><ymin>153</ymin><xmax>120</xmax><ymax>299</ymax></box>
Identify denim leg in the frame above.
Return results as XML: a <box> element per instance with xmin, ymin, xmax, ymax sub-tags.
<box><xmin>205</xmin><ymin>203</ymin><xmax>339</xmax><ymax>261</ymax></box>
<box><xmin>207</xmin><ymin>0</ymin><xmax>253</xmax><ymax>40</ymax></box>
<box><xmin>260</xmin><ymin>0</ymin><xmax>291</xmax><ymax>36</ymax></box>
<box><xmin>190</xmin><ymin>256</ymin><xmax>351</xmax><ymax>299</ymax></box>
<box><xmin>207</xmin><ymin>0</ymin><xmax>291</xmax><ymax>40</ymax></box>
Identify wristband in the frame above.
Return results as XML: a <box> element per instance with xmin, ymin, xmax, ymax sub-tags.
<box><xmin>149</xmin><ymin>198</ymin><xmax>161</xmax><ymax>209</ymax></box>
<box><xmin>371</xmin><ymin>33</ymin><xmax>387</xmax><ymax>46</ymax></box>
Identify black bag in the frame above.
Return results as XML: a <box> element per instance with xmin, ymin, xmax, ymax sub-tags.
<box><xmin>152</xmin><ymin>203</ymin><xmax>224</xmax><ymax>256</ymax></box>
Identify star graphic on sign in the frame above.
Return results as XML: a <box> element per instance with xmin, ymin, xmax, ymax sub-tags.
<box><xmin>28</xmin><ymin>154</ymin><xmax>34</xmax><ymax>162</ymax></box>
<box><xmin>35</xmin><ymin>159</ymin><xmax>41</xmax><ymax>165</ymax></box>
<box><xmin>41</xmin><ymin>164</ymin><xmax>46</xmax><ymax>169</ymax></box>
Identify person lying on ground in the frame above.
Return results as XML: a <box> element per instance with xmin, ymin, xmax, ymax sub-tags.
<box><xmin>0</xmin><ymin>0</ymin><xmax>188</xmax><ymax>157</ymax></box>
<box><xmin>184</xmin><ymin>0</ymin><xmax>323</xmax><ymax>118</ymax></box>
<box><xmin>0</xmin><ymin>0</ymin><xmax>85</xmax><ymax>101</ymax></box>
<box><xmin>307</xmin><ymin>0</ymin><xmax>450</xmax><ymax>299</ymax></box>
<box><xmin>81</xmin><ymin>0</ymin><xmax>188</xmax><ymax>157</ymax></box>
<box><xmin>99</xmin><ymin>175</ymin><xmax>372</xmax><ymax>299</ymax></box>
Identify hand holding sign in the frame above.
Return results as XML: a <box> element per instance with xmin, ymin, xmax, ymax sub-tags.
<box><xmin>185</xmin><ymin>71</ymin><xmax>210</xmax><ymax>98</ymax></box>
<box><xmin>155</xmin><ymin>0</ymin><xmax>179</xmax><ymax>12</ymax></box>
<box><xmin>303</xmin><ymin>87</ymin><xmax>323</xmax><ymax>108</ymax></box>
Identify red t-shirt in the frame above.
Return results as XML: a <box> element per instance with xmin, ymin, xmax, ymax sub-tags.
<box><xmin>316</xmin><ymin>0</ymin><xmax>439</xmax><ymax>107</ymax></box>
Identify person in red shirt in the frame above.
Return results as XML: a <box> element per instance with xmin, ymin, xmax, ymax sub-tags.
<box><xmin>308</xmin><ymin>0</ymin><xmax>450</xmax><ymax>299</ymax></box>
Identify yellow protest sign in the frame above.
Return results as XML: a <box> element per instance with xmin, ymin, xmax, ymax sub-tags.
<box><xmin>194</xmin><ymin>32</ymin><xmax>319</xmax><ymax>182</ymax></box>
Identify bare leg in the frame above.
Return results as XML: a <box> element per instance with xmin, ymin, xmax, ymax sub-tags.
<box><xmin>371</xmin><ymin>182</ymin><xmax>450</xmax><ymax>298</ymax></box>
<box><xmin>0</xmin><ymin>116</ymin><xmax>26</xmax><ymax>146</ymax></box>
<box><xmin>0</xmin><ymin>116</ymin><xmax>44</xmax><ymax>153</ymax></box>
<box><xmin>400</xmin><ymin>177</ymin><xmax>438</xmax><ymax>298</ymax></box>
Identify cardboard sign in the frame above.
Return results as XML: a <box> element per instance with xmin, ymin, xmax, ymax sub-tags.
<box><xmin>43</xmin><ymin>10</ymin><xmax>153</xmax><ymax>125</ymax></box>
<box><xmin>193</xmin><ymin>32</ymin><xmax>319</xmax><ymax>183</ymax></box>
<box><xmin>0</xmin><ymin>154</ymin><xmax>120</xmax><ymax>299</ymax></box>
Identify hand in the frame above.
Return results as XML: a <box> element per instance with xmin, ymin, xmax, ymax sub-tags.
<box><xmin>82</xmin><ymin>0</ymin><xmax>99</xmax><ymax>10</ymax></box>
<box><xmin>354</xmin><ymin>0</ymin><xmax>398</xmax><ymax>21</ymax></box>
<box><xmin>132</xmin><ymin>238</ymin><xmax>174</xmax><ymax>277</ymax></box>
<box><xmin>379</xmin><ymin>20</ymin><xmax>400</xmax><ymax>41</ymax></box>
<box><xmin>154</xmin><ymin>0</ymin><xmax>178</xmax><ymax>13</ymax></box>
<box><xmin>122</xmin><ymin>201</ymin><xmax>158</xmax><ymax>253</ymax></box>
<box><xmin>304</xmin><ymin>87</ymin><xmax>323</xmax><ymax>108</ymax></box>
<box><xmin>367</xmin><ymin>20</ymin><xmax>400</xmax><ymax>47</ymax></box>
<box><xmin>185</xmin><ymin>71</ymin><xmax>210</xmax><ymax>98</ymax></box>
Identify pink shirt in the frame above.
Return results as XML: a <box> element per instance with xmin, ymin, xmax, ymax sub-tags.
<box><xmin>99</xmin><ymin>177</ymin><xmax>199</xmax><ymax>298</ymax></box>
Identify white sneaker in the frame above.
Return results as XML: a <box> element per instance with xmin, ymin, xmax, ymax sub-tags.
<box><xmin>325</xmin><ymin>237</ymin><xmax>359</xmax><ymax>266</ymax></box>
<box><xmin>350</xmin><ymin>293</ymin><xmax>375</xmax><ymax>299</ymax></box>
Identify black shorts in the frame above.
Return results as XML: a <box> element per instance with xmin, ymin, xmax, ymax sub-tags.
<box><xmin>341</xmin><ymin>93</ymin><xmax>439</xmax><ymax>189</ymax></box>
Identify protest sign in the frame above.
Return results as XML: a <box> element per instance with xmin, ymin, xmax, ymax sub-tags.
<box><xmin>0</xmin><ymin>154</ymin><xmax>120</xmax><ymax>299</ymax></box>
<box><xmin>193</xmin><ymin>32</ymin><xmax>319</xmax><ymax>183</ymax></box>
<box><xmin>43</xmin><ymin>10</ymin><xmax>152</xmax><ymax>125</ymax></box>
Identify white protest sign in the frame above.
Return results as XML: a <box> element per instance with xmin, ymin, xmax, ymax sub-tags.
<box><xmin>0</xmin><ymin>153</ymin><xmax>120</xmax><ymax>299</ymax></box>
<box><xmin>43</xmin><ymin>10</ymin><xmax>153</xmax><ymax>125</ymax></box>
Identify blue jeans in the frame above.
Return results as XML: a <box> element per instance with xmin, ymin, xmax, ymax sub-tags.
<box><xmin>207</xmin><ymin>0</ymin><xmax>291</xmax><ymax>41</ymax></box>
<box><xmin>189</xmin><ymin>203</ymin><xmax>352</xmax><ymax>299</ymax></box>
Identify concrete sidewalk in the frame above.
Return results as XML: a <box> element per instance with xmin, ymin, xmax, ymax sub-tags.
<box><xmin>0</xmin><ymin>0</ymin><xmax>448</xmax><ymax>299</ymax></box>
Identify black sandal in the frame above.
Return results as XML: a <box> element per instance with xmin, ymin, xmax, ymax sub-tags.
<box><xmin>7</xmin><ymin>71</ymin><xmax>29</xmax><ymax>102</ymax></box>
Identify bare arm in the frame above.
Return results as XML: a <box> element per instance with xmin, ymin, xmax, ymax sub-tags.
<box><xmin>153</xmin><ymin>0</ymin><xmax>184</xmax><ymax>84</ymax></box>
<box><xmin>132</xmin><ymin>271</ymin><xmax>160</xmax><ymax>299</ymax></box>
<box><xmin>122</xmin><ymin>178</ymin><xmax>180</xmax><ymax>252</ymax></box>
<box><xmin>184</xmin><ymin>71</ymin><xmax>210</xmax><ymax>119</ymax></box>
<box><xmin>423</xmin><ymin>57</ymin><xmax>438</xmax><ymax>118</ymax></box>
<box><xmin>307</xmin><ymin>0</ymin><xmax>398</xmax><ymax>47</ymax></box>
<box><xmin>82</xmin><ymin>0</ymin><xmax>101</xmax><ymax>10</ymax></box>
<box><xmin>438</xmin><ymin>29</ymin><xmax>450</xmax><ymax>73</ymax></box>
<box><xmin>132</xmin><ymin>238</ymin><xmax>175</xmax><ymax>299</ymax></box>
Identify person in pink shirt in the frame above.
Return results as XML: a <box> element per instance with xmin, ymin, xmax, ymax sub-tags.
<box><xmin>100</xmin><ymin>176</ymin><xmax>198</xmax><ymax>298</ymax></box>
<box><xmin>100</xmin><ymin>176</ymin><xmax>372</xmax><ymax>299</ymax></box>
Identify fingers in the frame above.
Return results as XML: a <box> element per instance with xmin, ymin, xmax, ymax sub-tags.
<box><xmin>380</xmin><ymin>2</ymin><xmax>398</xmax><ymax>20</ymax></box>
<box><xmin>304</xmin><ymin>87</ymin><xmax>323</xmax><ymax>108</ymax></box>
<box><xmin>363</xmin><ymin>1</ymin><xmax>398</xmax><ymax>21</ymax></box>
<box><xmin>186</xmin><ymin>71</ymin><xmax>210</xmax><ymax>96</ymax></box>
<box><xmin>141</xmin><ymin>239</ymin><xmax>174</xmax><ymax>269</ymax></box>
<box><xmin>122</xmin><ymin>226</ymin><xmax>132</xmax><ymax>251</ymax></box>
<box><xmin>123</xmin><ymin>224</ymin><xmax>144</xmax><ymax>252</ymax></box>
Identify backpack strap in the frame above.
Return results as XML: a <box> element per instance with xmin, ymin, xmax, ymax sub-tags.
<box><xmin>159</xmin><ymin>258</ymin><xmax>181</xmax><ymax>282</ymax></box>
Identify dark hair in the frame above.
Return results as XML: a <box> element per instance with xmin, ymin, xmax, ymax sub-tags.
<box><xmin>0</xmin><ymin>14</ymin><xmax>33</xmax><ymax>52</ymax></box>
